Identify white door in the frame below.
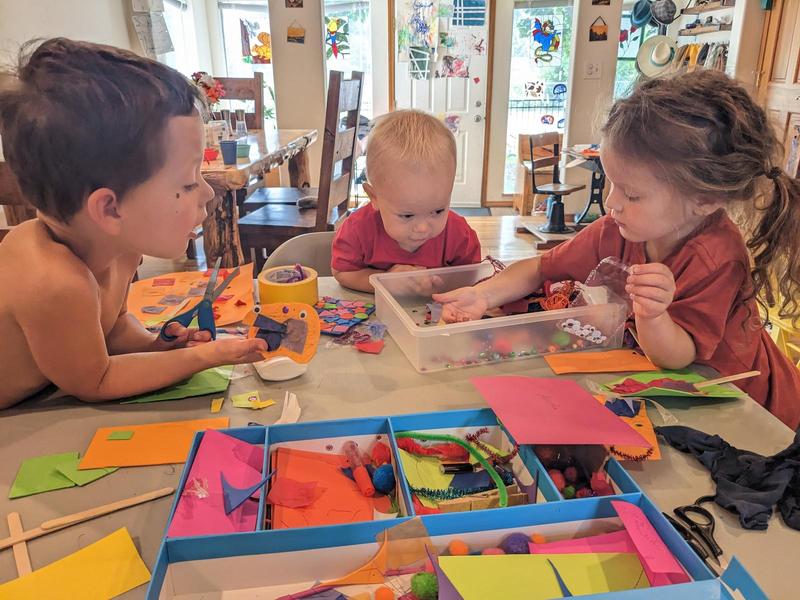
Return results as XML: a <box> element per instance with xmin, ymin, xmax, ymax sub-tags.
<box><xmin>393</xmin><ymin>2</ymin><xmax>490</xmax><ymax>207</ymax></box>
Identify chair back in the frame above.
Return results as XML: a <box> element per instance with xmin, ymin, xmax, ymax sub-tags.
<box><xmin>528</xmin><ymin>132</ymin><xmax>561</xmax><ymax>193</ymax></box>
<box><xmin>314</xmin><ymin>70</ymin><xmax>364</xmax><ymax>232</ymax></box>
<box><xmin>263</xmin><ymin>231</ymin><xmax>335</xmax><ymax>277</ymax></box>
<box><xmin>214</xmin><ymin>72</ymin><xmax>265</xmax><ymax>131</ymax></box>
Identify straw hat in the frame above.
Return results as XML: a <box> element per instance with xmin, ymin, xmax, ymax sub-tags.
<box><xmin>635</xmin><ymin>35</ymin><xmax>676</xmax><ymax>78</ymax></box>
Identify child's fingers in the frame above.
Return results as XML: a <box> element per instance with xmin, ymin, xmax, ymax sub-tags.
<box><xmin>626</xmin><ymin>273</ymin><xmax>673</xmax><ymax>290</ymax></box>
<box><xmin>163</xmin><ymin>321</ymin><xmax>188</xmax><ymax>339</ymax></box>
<box><xmin>188</xmin><ymin>329</ymin><xmax>212</xmax><ymax>343</ymax></box>
<box><xmin>432</xmin><ymin>289</ymin><xmax>465</xmax><ymax>304</ymax></box>
<box><xmin>632</xmin><ymin>295</ymin><xmax>666</xmax><ymax>318</ymax></box>
<box><xmin>629</xmin><ymin>285</ymin><xmax>671</xmax><ymax>303</ymax></box>
<box><xmin>629</xmin><ymin>263</ymin><xmax>670</xmax><ymax>276</ymax></box>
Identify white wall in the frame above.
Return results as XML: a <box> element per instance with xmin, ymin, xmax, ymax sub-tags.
<box><xmin>268</xmin><ymin>0</ymin><xmax>327</xmax><ymax>187</ymax></box>
<box><xmin>370</xmin><ymin>0</ymin><xmax>390</xmax><ymax>118</ymax></box>
<box><xmin>0</xmin><ymin>0</ymin><xmax>134</xmax><ymax>64</ymax></box>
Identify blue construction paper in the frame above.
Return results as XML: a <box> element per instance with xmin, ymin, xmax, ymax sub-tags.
<box><xmin>221</xmin><ymin>471</ymin><xmax>274</xmax><ymax>515</ymax></box>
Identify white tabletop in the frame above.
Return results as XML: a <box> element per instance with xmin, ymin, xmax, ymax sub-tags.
<box><xmin>0</xmin><ymin>278</ymin><xmax>796</xmax><ymax>598</ymax></box>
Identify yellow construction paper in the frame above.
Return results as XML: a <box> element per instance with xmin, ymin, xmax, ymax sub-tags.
<box><xmin>0</xmin><ymin>527</ymin><xmax>150</xmax><ymax>599</ymax></box>
<box><xmin>438</xmin><ymin>553</ymin><xmax>649</xmax><ymax>599</ymax></box>
<box><xmin>231</xmin><ymin>390</ymin><xmax>275</xmax><ymax>409</ymax></box>
<box><xmin>210</xmin><ymin>397</ymin><xmax>224</xmax><ymax>413</ymax></box>
<box><xmin>397</xmin><ymin>448</ymin><xmax>453</xmax><ymax>508</ymax></box>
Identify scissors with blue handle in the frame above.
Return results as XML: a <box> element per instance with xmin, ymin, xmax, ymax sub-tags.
<box><xmin>159</xmin><ymin>257</ymin><xmax>241</xmax><ymax>342</ymax></box>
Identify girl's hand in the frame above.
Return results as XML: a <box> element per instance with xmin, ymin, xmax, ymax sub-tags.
<box><xmin>433</xmin><ymin>287</ymin><xmax>489</xmax><ymax>323</ymax></box>
<box><xmin>152</xmin><ymin>323</ymin><xmax>212</xmax><ymax>351</ymax></box>
<box><xmin>626</xmin><ymin>263</ymin><xmax>675</xmax><ymax>320</ymax></box>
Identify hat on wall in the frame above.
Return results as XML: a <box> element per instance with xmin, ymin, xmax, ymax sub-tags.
<box><xmin>651</xmin><ymin>0</ymin><xmax>679</xmax><ymax>25</ymax></box>
<box><xmin>635</xmin><ymin>34</ymin><xmax>677</xmax><ymax>78</ymax></box>
<box><xmin>631</xmin><ymin>0</ymin><xmax>653</xmax><ymax>28</ymax></box>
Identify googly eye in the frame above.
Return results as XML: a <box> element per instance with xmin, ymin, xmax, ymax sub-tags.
<box><xmin>282</xmin><ymin>306</ymin><xmax>289</xmax><ymax>314</ymax></box>
<box><xmin>299</xmin><ymin>310</ymin><xmax>307</xmax><ymax>318</ymax></box>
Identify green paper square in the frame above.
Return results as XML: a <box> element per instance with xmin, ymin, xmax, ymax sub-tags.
<box><xmin>121</xmin><ymin>365</ymin><xmax>234</xmax><ymax>404</ymax></box>
<box><xmin>107</xmin><ymin>430</ymin><xmax>134</xmax><ymax>441</ymax></box>
<box><xmin>9</xmin><ymin>452</ymin><xmax>78</xmax><ymax>499</ymax></box>
<box><xmin>55</xmin><ymin>458</ymin><xmax>117</xmax><ymax>486</ymax></box>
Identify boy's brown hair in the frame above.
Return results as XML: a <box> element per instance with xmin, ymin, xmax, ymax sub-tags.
<box><xmin>0</xmin><ymin>38</ymin><xmax>202</xmax><ymax>222</ymax></box>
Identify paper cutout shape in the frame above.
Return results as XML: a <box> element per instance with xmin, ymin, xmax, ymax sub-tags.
<box><xmin>9</xmin><ymin>452</ymin><xmax>115</xmax><ymax>498</ymax></box>
<box><xmin>438</xmin><ymin>553</ymin><xmax>648</xmax><ymax>598</ymax></box>
<box><xmin>544</xmin><ymin>349</ymin><xmax>656</xmax><ymax>374</ymax></box>
<box><xmin>355</xmin><ymin>339</ymin><xmax>384</xmax><ymax>354</ymax></box>
<box><xmin>232</xmin><ymin>390</ymin><xmax>275</xmax><ymax>409</ymax></box>
<box><xmin>547</xmin><ymin>558</ymin><xmax>574</xmax><ymax>596</ymax></box>
<box><xmin>267</xmin><ymin>476</ymin><xmax>321</xmax><ymax>508</ymax></box>
<box><xmin>530</xmin><ymin>530</ymin><xmax>638</xmax><ymax>556</ymax></box>
<box><xmin>168</xmin><ymin>429</ymin><xmax>264</xmax><ymax>537</ymax></box>
<box><xmin>222</xmin><ymin>470</ymin><xmax>274</xmax><ymax>514</ymax></box>
<box><xmin>321</xmin><ymin>531</ymin><xmax>388</xmax><ymax>586</ymax></box>
<box><xmin>79</xmin><ymin>417</ymin><xmax>229</xmax><ymax>469</ymax></box>
<box><xmin>0</xmin><ymin>527</ymin><xmax>150</xmax><ymax>599</ymax></box>
<box><xmin>605</xmin><ymin>370</ymin><xmax>742</xmax><ymax>398</ymax></box>
<box><xmin>593</xmin><ymin>396</ymin><xmax>661</xmax><ymax>461</ymax></box>
<box><xmin>128</xmin><ymin>263</ymin><xmax>254</xmax><ymax>326</ymax></box>
<box><xmin>211</xmin><ymin>397</ymin><xmax>224</xmax><ymax>413</ymax></box>
<box><xmin>107</xmin><ymin>430</ymin><xmax>134</xmax><ymax>441</ymax></box>
<box><xmin>121</xmin><ymin>365</ymin><xmax>234</xmax><ymax>404</ymax></box>
<box><xmin>471</xmin><ymin>377</ymin><xmax>650</xmax><ymax>447</ymax></box>
<box><xmin>270</xmin><ymin>447</ymin><xmax>391</xmax><ymax>529</ymax></box>
<box><xmin>611</xmin><ymin>500</ymin><xmax>690</xmax><ymax>586</ymax></box>
<box><xmin>245</xmin><ymin>303</ymin><xmax>321</xmax><ymax>363</ymax></box>
<box><xmin>427</xmin><ymin>546</ymin><xmax>465</xmax><ymax>600</ymax></box>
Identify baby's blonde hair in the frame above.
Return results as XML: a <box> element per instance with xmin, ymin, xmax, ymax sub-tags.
<box><xmin>366</xmin><ymin>109</ymin><xmax>456</xmax><ymax>185</ymax></box>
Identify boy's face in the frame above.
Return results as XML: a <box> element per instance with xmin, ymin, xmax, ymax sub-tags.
<box><xmin>116</xmin><ymin>114</ymin><xmax>214</xmax><ymax>259</ymax></box>
<box><xmin>365</xmin><ymin>160</ymin><xmax>455</xmax><ymax>253</ymax></box>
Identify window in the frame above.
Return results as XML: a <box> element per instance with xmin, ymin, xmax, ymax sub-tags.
<box><xmin>503</xmin><ymin>2</ymin><xmax>574</xmax><ymax>194</ymax></box>
<box><xmin>218</xmin><ymin>0</ymin><xmax>278</xmax><ymax>129</ymax></box>
<box><xmin>613</xmin><ymin>11</ymin><xmax>657</xmax><ymax>100</ymax></box>
<box><xmin>162</xmin><ymin>0</ymin><xmax>200</xmax><ymax>77</ymax></box>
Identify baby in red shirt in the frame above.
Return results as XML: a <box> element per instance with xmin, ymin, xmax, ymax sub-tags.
<box><xmin>435</xmin><ymin>71</ymin><xmax>800</xmax><ymax>429</ymax></box>
<box><xmin>331</xmin><ymin>109</ymin><xmax>481</xmax><ymax>292</ymax></box>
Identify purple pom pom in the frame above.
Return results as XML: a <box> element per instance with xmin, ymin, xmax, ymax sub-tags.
<box><xmin>500</xmin><ymin>532</ymin><xmax>530</xmax><ymax>554</ymax></box>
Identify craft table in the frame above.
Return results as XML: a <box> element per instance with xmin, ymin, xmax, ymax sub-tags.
<box><xmin>0</xmin><ymin>278</ymin><xmax>796</xmax><ymax>599</ymax></box>
<box><xmin>200</xmin><ymin>128</ymin><xmax>318</xmax><ymax>268</ymax></box>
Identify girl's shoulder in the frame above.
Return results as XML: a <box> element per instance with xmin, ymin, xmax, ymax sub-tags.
<box><xmin>681</xmin><ymin>211</ymin><xmax>749</xmax><ymax>273</ymax></box>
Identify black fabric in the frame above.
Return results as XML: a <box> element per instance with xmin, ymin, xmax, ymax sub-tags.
<box><xmin>656</xmin><ymin>425</ymin><xmax>800</xmax><ymax>530</ymax></box>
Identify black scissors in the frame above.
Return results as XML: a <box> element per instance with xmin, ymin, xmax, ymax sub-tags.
<box><xmin>674</xmin><ymin>495</ymin><xmax>723</xmax><ymax>560</ymax></box>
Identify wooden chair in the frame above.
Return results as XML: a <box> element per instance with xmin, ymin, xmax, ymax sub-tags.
<box><xmin>262</xmin><ymin>231</ymin><xmax>335</xmax><ymax>277</ymax></box>
<box><xmin>513</xmin><ymin>134</ymin><xmax>557</xmax><ymax>216</ymax></box>
<box><xmin>238</xmin><ymin>70</ymin><xmax>364</xmax><ymax>271</ymax></box>
<box><xmin>0</xmin><ymin>162</ymin><xmax>35</xmax><ymax>243</ymax></box>
<box><xmin>214</xmin><ymin>71</ymin><xmax>264</xmax><ymax>132</ymax></box>
<box><xmin>528</xmin><ymin>132</ymin><xmax>585</xmax><ymax>233</ymax></box>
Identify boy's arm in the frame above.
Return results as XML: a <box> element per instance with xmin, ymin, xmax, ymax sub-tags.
<box><xmin>15</xmin><ymin>276</ymin><xmax>266</xmax><ymax>402</ymax></box>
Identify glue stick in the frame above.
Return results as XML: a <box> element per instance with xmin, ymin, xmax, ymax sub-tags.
<box><xmin>343</xmin><ymin>441</ymin><xmax>375</xmax><ymax>497</ymax></box>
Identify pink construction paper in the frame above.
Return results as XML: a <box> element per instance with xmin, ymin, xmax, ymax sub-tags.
<box><xmin>471</xmin><ymin>376</ymin><xmax>650</xmax><ymax>447</ymax></box>
<box><xmin>611</xmin><ymin>500</ymin><xmax>691</xmax><ymax>587</ymax></box>
<box><xmin>529</xmin><ymin>530</ymin><xmax>637</xmax><ymax>555</ymax></box>
<box><xmin>167</xmin><ymin>429</ymin><xmax>265</xmax><ymax>537</ymax></box>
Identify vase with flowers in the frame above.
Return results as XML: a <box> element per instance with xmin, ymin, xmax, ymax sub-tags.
<box><xmin>191</xmin><ymin>71</ymin><xmax>226</xmax><ymax>112</ymax></box>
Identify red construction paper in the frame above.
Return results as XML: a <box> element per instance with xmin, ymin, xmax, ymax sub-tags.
<box><xmin>355</xmin><ymin>340</ymin><xmax>385</xmax><ymax>354</ymax></box>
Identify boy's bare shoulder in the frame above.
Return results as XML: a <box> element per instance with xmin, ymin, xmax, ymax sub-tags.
<box><xmin>0</xmin><ymin>220</ymin><xmax>98</xmax><ymax>306</ymax></box>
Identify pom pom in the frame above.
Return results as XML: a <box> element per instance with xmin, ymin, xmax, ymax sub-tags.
<box><xmin>548</xmin><ymin>469</ymin><xmax>566</xmax><ymax>491</ymax></box>
<box><xmin>530</xmin><ymin>533</ymin><xmax>547</xmax><ymax>545</ymax></box>
<box><xmin>563</xmin><ymin>466</ymin><xmax>578</xmax><ymax>484</ymax></box>
<box><xmin>500</xmin><ymin>532</ymin><xmax>530</xmax><ymax>554</ymax></box>
<box><xmin>371</xmin><ymin>441</ymin><xmax>392</xmax><ymax>466</ymax></box>
<box><xmin>562</xmin><ymin>485</ymin><xmax>576</xmax><ymax>499</ymax></box>
<box><xmin>411</xmin><ymin>572</ymin><xmax>438</xmax><ymax>600</ymax></box>
<box><xmin>535</xmin><ymin>445</ymin><xmax>558</xmax><ymax>467</ymax></box>
<box><xmin>481</xmin><ymin>547</ymin><xmax>506</xmax><ymax>555</ymax></box>
<box><xmin>372</xmin><ymin>464</ymin><xmax>396</xmax><ymax>495</ymax></box>
<box><xmin>448</xmin><ymin>539</ymin><xmax>470</xmax><ymax>556</ymax></box>
<box><xmin>375</xmin><ymin>586</ymin><xmax>395</xmax><ymax>600</ymax></box>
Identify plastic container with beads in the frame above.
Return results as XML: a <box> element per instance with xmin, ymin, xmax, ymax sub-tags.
<box><xmin>370</xmin><ymin>262</ymin><xmax>626</xmax><ymax>373</ymax></box>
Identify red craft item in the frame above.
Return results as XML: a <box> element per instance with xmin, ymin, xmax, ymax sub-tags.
<box><xmin>412</xmin><ymin>495</ymin><xmax>441</xmax><ymax>515</ymax></box>
<box><xmin>152</xmin><ymin>278</ymin><xmax>175</xmax><ymax>287</ymax></box>
<box><xmin>355</xmin><ymin>340</ymin><xmax>385</xmax><ymax>354</ymax></box>
<box><xmin>396</xmin><ymin>438</ymin><xmax>469</xmax><ymax>461</ymax></box>
<box><xmin>371</xmin><ymin>441</ymin><xmax>392</xmax><ymax>466</ymax></box>
<box><xmin>590</xmin><ymin>471</ymin><xmax>614</xmax><ymax>497</ymax></box>
<box><xmin>611</xmin><ymin>377</ymin><xmax>698</xmax><ymax>395</ymax></box>
<box><xmin>267</xmin><ymin>477</ymin><xmax>321</xmax><ymax>508</ymax></box>
<box><xmin>548</xmin><ymin>469</ymin><xmax>566</xmax><ymax>492</ymax></box>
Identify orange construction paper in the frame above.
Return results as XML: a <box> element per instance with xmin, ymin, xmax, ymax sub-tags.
<box><xmin>78</xmin><ymin>417</ymin><xmax>229</xmax><ymax>469</ymax></box>
<box><xmin>322</xmin><ymin>533</ymin><xmax>388</xmax><ymax>586</ymax></box>
<box><xmin>269</xmin><ymin>447</ymin><xmax>391</xmax><ymax>529</ymax></box>
<box><xmin>594</xmin><ymin>396</ymin><xmax>661</xmax><ymax>461</ymax></box>
<box><xmin>127</xmin><ymin>264</ymin><xmax>254</xmax><ymax>327</ymax></box>
<box><xmin>544</xmin><ymin>350</ymin><xmax>657</xmax><ymax>375</ymax></box>
<box><xmin>244</xmin><ymin>303</ymin><xmax>321</xmax><ymax>364</ymax></box>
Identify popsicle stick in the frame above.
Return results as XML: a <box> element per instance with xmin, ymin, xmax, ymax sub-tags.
<box><xmin>694</xmin><ymin>371</ymin><xmax>760</xmax><ymax>390</ymax></box>
<box><xmin>6</xmin><ymin>512</ymin><xmax>32</xmax><ymax>576</ymax></box>
<box><xmin>0</xmin><ymin>487</ymin><xmax>173</xmax><ymax>550</ymax></box>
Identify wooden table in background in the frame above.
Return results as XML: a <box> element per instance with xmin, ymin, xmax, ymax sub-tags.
<box><xmin>201</xmin><ymin>129</ymin><xmax>318</xmax><ymax>268</ymax></box>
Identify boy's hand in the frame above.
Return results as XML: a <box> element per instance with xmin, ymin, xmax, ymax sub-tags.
<box><xmin>626</xmin><ymin>263</ymin><xmax>675</xmax><ymax>321</ymax></box>
<box><xmin>202</xmin><ymin>337</ymin><xmax>270</xmax><ymax>365</ymax></box>
<box><xmin>152</xmin><ymin>322</ymin><xmax>213</xmax><ymax>351</ymax></box>
<box><xmin>433</xmin><ymin>287</ymin><xmax>488</xmax><ymax>323</ymax></box>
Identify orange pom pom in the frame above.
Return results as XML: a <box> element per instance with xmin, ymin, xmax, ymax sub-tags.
<box><xmin>375</xmin><ymin>586</ymin><xmax>395</xmax><ymax>600</ymax></box>
<box><xmin>530</xmin><ymin>533</ymin><xmax>547</xmax><ymax>545</ymax></box>
<box><xmin>481</xmin><ymin>547</ymin><xmax>506</xmax><ymax>555</ymax></box>
<box><xmin>448</xmin><ymin>539</ymin><xmax>470</xmax><ymax>556</ymax></box>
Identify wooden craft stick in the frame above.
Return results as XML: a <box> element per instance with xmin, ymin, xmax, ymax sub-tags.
<box><xmin>0</xmin><ymin>487</ymin><xmax>173</xmax><ymax>551</ymax></box>
<box><xmin>6</xmin><ymin>512</ymin><xmax>32</xmax><ymax>576</ymax></box>
<box><xmin>695</xmin><ymin>371</ymin><xmax>760</xmax><ymax>389</ymax></box>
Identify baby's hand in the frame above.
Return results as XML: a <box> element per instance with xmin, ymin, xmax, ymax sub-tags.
<box><xmin>204</xmin><ymin>337</ymin><xmax>269</xmax><ymax>365</ymax></box>
<box><xmin>626</xmin><ymin>263</ymin><xmax>675</xmax><ymax>321</ymax></box>
<box><xmin>388</xmin><ymin>264</ymin><xmax>426</xmax><ymax>273</ymax></box>
<box><xmin>432</xmin><ymin>287</ymin><xmax>488</xmax><ymax>323</ymax></box>
<box><xmin>153</xmin><ymin>323</ymin><xmax>212</xmax><ymax>351</ymax></box>
<box><xmin>387</xmin><ymin>264</ymin><xmax>443</xmax><ymax>296</ymax></box>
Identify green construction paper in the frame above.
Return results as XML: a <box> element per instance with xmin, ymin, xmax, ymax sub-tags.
<box><xmin>121</xmin><ymin>365</ymin><xmax>234</xmax><ymax>404</ymax></box>
<box><xmin>439</xmin><ymin>553</ymin><xmax>649</xmax><ymax>599</ymax></box>
<box><xmin>10</xmin><ymin>452</ymin><xmax>77</xmax><ymax>498</ymax></box>
<box><xmin>397</xmin><ymin>448</ymin><xmax>453</xmax><ymax>508</ymax></box>
<box><xmin>55</xmin><ymin>458</ymin><xmax>117</xmax><ymax>487</ymax></box>
<box><xmin>107</xmin><ymin>430</ymin><xmax>134</xmax><ymax>440</ymax></box>
<box><xmin>604</xmin><ymin>369</ymin><xmax>743</xmax><ymax>398</ymax></box>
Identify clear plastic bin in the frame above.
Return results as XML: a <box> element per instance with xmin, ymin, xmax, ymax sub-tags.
<box><xmin>371</xmin><ymin>262</ymin><xmax>627</xmax><ymax>373</ymax></box>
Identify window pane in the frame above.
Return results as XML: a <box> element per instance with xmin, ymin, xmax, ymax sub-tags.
<box><xmin>324</xmin><ymin>0</ymin><xmax>373</xmax><ymax>119</ymax></box>
<box><xmin>613</xmin><ymin>12</ymin><xmax>657</xmax><ymax>100</ymax></box>
<box><xmin>162</xmin><ymin>1</ymin><xmax>199</xmax><ymax>77</ymax></box>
